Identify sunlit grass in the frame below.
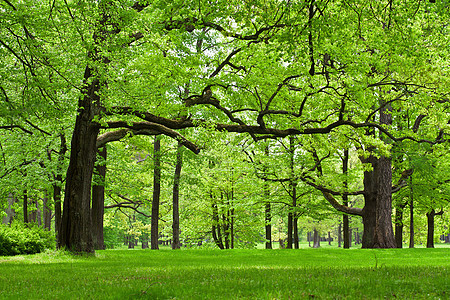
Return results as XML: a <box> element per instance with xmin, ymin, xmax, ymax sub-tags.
<box><xmin>0</xmin><ymin>247</ymin><xmax>449</xmax><ymax>299</ymax></box>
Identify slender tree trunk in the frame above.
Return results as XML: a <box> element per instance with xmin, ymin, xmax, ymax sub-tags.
<box><xmin>263</xmin><ymin>145</ymin><xmax>272</xmax><ymax>249</ymax></box>
<box><xmin>211</xmin><ymin>202</ymin><xmax>225</xmax><ymax>249</ymax></box>
<box><xmin>394</xmin><ymin>202</ymin><xmax>407</xmax><ymax>248</ymax></box>
<box><xmin>23</xmin><ymin>190</ymin><xmax>28</xmax><ymax>224</ymax></box>
<box><xmin>172</xmin><ymin>142</ymin><xmax>182</xmax><ymax>250</ymax></box>
<box><xmin>91</xmin><ymin>146</ymin><xmax>107</xmax><ymax>250</ymax></box>
<box><xmin>53</xmin><ymin>134</ymin><xmax>66</xmax><ymax>239</ymax></box>
<box><xmin>287</xmin><ymin>137</ymin><xmax>296</xmax><ymax>249</ymax></box>
<box><xmin>338</xmin><ymin>223</ymin><xmax>342</xmax><ymax>247</ymax></box>
<box><xmin>287</xmin><ymin>211</ymin><xmax>293</xmax><ymax>249</ymax></box>
<box><xmin>409</xmin><ymin>176</ymin><xmax>414</xmax><ymax>248</ymax></box>
<box><xmin>328</xmin><ymin>232</ymin><xmax>332</xmax><ymax>246</ymax></box>
<box><xmin>265</xmin><ymin>202</ymin><xmax>272</xmax><ymax>249</ymax></box>
<box><xmin>230</xmin><ymin>207</ymin><xmax>235</xmax><ymax>249</ymax></box>
<box><xmin>342</xmin><ymin>149</ymin><xmax>350</xmax><ymax>249</ymax></box>
<box><xmin>426</xmin><ymin>209</ymin><xmax>435</xmax><ymax>248</ymax></box>
<box><xmin>293</xmin><ymin>213</ymin><xmax>299</xmax><ymax>249</ymax></box>
<box><xmin>43</xmin><ymin>192</ymin><xmax>51</xmax><ymax>230</ymax></box>
<box><xmin>2</xmin><ymin>193</ymin><xmax>16</xmax><ymax>225</ymax></box>
<box><xmin>151</xmin><ymin>136</ymin><xmax>161</xmax><ymax>250</ymax></box>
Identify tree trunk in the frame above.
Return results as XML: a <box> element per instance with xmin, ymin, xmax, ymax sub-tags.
<box><xmin>2</xmin><ymin>193</ymin><xmax>16</xmax><ymax>225</ymax></box>
<box><xmin>426</xmin><ymin>209</ymin><xmax>435</xmax><ymax>248</ymax></box>
<box><xmin>313</xmin><ymin>228</ymin><xmax>320</xmax><ymax>248</ymax></box>
<box><xmin>54</xmin><ymin>133</ymin><xmax>66</xmax><ymax>238</ymax></box>
<box><xmin>265</xmin><ymin>202</ymin><xmax>272</xmax><ymax>249</ymax></box>
<box><xmin>409</xmin><ymin>176</ymin><xmax>414</xmax><ymax>248</ymax></box>
<box><xmin>263</xmin><ymin>145</ymin><xmax>272</xmax><ymax>249</ymax></box>
<box><xmin>58</xmin><ymin>65</ymin><xmax>101</xmax><ymax>253</ymax></box>
<box><xmin>394</xmin><ymin>202</ymin><xmax>407</xmax><ymax>248</ymax></box>
<box><xmin>342</xmin><ymin>148</ymin><xmax>350</xmax><ymax>249</ymax></box>
<box><xmin>23</xmin><ymin>190</ymin><xmax>28</xmax><ymax>224</ymax></box>
<box><xmin>293</xmin><ymin>213</ymin><xmax>299</xmax><ymax>249</ymax></box>
<box><xmin>172</xmin><ymin>142</ymin><xmax>182</xmax><ymax>250</ymax></box>
<box><xmin>212</xmin><ymin>203</ymin><xmax>225</xmax><ymax>249</ymax></box>
<box><xmin>151</xmin><ymin>135</ymin><xmax>161</xmax><ymax>250</ymax></box>
<box><xmin>91</xmin><ymin>146</ymin><xmax>107</xmax><ymax>250</ymax></box>
<box><xmin>286</xmin><ymin>211</ymin><xmax>293</xmax><ymax>249</ymax></box>
<box><xmin>28</xmin><ymin>198</ymin><xmax>37</xmax><ymax>224</ymax></box>
<box><xmin>43</xmin><ymin>192</ymin><xmax>51</xmax><ymax>231</ymax></box>
<box><xmin>360</xmin><ymin>153</ymin><xmax>395</xmax><ymax>248</ymax></box>
<box><xmin>328</xmin><ymin>231</ymin><xmax>332</xmax><ymax>246</ymax></box>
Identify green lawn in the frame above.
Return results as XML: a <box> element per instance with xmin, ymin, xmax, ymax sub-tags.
<box><xmin>0</xmin><ymin>248</ymin><xmax>449</xmax><ymax>299</ymax></box>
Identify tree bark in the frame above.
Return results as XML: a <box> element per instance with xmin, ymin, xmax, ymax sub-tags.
<box><xmin>287</xmin><ymin>211</ymin><xmax>293</xmax><ymax>248</ymax></box>
<box><xmin>313</xmin><ymin>228</ymin><xmax>320</xmax><ymax>248</ymax></box>
<box><xmin>212</xmin><ymin>202</ymin><xmax>225</xmax><ymax>249</ymax></box>
<box><xmin>426</xmin><ymin>209</ymin><xmax>443</xmax><ymax>248</ymax></box>
<box><xmin>151</xmin><ymin>135</ymin><xmax>161</xmax><ymax>250</ymax></box>
<box><xmin>43</xmin><ymin>192</ymin><xmax>51</xmax><ymax>231</ymax></box>
<box><xmin>58</xmin><ymin>65</ymin><xmax>101</xmax><ymax>253</ymax></box>
<box><xmin>409</xmin><ymin>176</ymin><xmax>414</xmax><ymax>248</ymax></box>
<box><xmin>342</xmin><ymin>149</ymin><xmax>350</xmax><ymax>249</ymax></box>
<box><xmin>23</xmin><ymin>190</ymin><xmax>28</xmax><ymax>224</ymax></box>
<box><xmin>338</xmin><ymin>223</ymin><xmax>342</xmax><ymax>247</ymax></box>
<box><xmin>426</xmin><ymin>209</ymin><xmax>435</xmax><ymax>248</ymax></box>
<box><xmin>265</xmin><ymin>202</ymin><xmax>272</xmax><ymax>249</ymax></box>
<box><xmin>172</xmin><ymin>142</ymin><xmax>182</xmax><ymax>250</ymax></box>
<box><xmin>264</xmin><ymin>145</ymin><xmax>272</xmax><ymax>249</ymax></box>
<box><xmin>91</xmin><ymin>146</ymin><xmax>107</xmax><ymax>250</ymax></box>
<box><xmin>53</xmin><ymin>134</ymin><xmax>66</xmax><ymax>239</ymax></box>
<box><xmin>2</xmin><ymin>193</ymin><xmax>16</xmax><ymax>225</ymax></box>
<box><xmin>394</xmin><ymin>201</ymin><xmax>407</xmax><ymax>248</ymax></box>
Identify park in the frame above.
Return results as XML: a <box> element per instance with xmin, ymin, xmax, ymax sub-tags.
<box><xmin>0</xmin><ymin>0</ymin><xmax>449</xmax><ymax>298</ymax></box>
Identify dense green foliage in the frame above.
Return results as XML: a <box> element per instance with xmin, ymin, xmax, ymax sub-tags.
<box><xmin>0</xmin><ymin>0</ymin><xmax>449</xmax><ymax>251</ymax></box>
<box><xmin>0</xmin><ymin>222</ymin><xmax>55</xmax><ymax>256</ymax></box>
<box><xmin>0</xmin><ymin>248</ymin><xmax>449</xmax><ymax>299</ymax></box>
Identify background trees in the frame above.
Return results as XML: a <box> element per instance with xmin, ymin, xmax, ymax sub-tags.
<box><xmin>0</xmin><ymin>0</ymin><xmax>449</xmax><ymax>253</ymax></box>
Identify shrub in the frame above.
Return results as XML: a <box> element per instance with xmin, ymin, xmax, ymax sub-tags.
<box><xmin>0</xmin><ymin>222</ymin><xmax>55</xmax><ymax>256</ymax></box>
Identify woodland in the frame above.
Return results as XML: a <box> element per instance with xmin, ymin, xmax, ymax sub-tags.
<box><xmin>0</xmin><ymin>0</ymin><xmax>449</xmax><ymax>255</ymax></box>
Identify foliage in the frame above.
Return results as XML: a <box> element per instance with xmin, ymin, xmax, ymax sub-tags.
<box><xmin>0</xmin><ymin>222</ymin><xmax>55</xmax><ymax>256</ymax></box>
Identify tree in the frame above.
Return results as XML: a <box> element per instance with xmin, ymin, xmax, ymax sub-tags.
<box><xmin>1</xmin><ymin>0</ymin><xmax>448</xmax><ymax>253</ymax></box>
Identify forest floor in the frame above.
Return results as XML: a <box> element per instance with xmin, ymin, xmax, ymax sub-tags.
<box><xmin>0</xmin><ymin>247</ymin><xmax>449</xmax><ymax>299</ymax></box>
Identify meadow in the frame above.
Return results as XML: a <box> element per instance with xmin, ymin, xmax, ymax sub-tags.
<box><xmin>0</xmin><ymin>247</ymin><xmax>449</xmax><ymax>299</ymax></box>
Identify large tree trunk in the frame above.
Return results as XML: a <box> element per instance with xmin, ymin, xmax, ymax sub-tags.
<box><xmin>91</xmin><ymin>146</ymin><xmax>107</xmax><ymax>250</ymax></box>
<box><xmin>360</xmin><ymin>101</ymin><xmax>395</xmax><ymax>249</ymax></box>
<box><xmin>151</xmin><ymin>136</ymin><xmax>161</xmax><ymax>250</ymax></box>
<box><xmin>361</xmin><ymin>154</ymin><xmax>395</xmax><ymax>248</ymax></box>
<box><xmin>58</xmin><ymin>66</ymin><xmax>100</xmax><ymax>253</ymax></box>
<box><xmin>372</xmin><ymin>155</ymin><xmax>395</xmax><ymax>248</ymax></box>
<box><xmin>172</xmin><ymin>142</ymin><xmax>182</xmax><ymax>250</ymax></box>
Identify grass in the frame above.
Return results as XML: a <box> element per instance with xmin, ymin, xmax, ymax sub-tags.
<box><xmin>0</xmin><ymin>247</ymin><xmax>449</xmax><ymax>299</ymax></box>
